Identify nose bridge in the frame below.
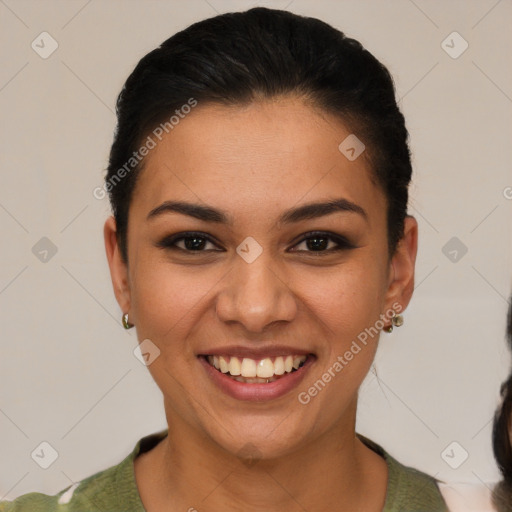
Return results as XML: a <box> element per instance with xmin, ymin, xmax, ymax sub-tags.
<box><xmin>215</xmin><ymin>248</ymin><xmax>296</xmax><ymax>331</ymax></box>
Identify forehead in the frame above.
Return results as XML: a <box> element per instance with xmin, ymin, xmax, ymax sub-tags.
<box><xmin>131</xmin><ymin>97</ymin><xmax>384</xmax><ymax>223</ymax></box>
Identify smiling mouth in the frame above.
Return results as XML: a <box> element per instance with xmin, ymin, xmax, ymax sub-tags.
<box><xmin>202</xmin><ymin>354</ymin><xmax>309</xmax><ymax>383</ymax></box>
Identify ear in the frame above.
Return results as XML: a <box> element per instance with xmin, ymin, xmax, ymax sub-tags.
<box><xmin>104</xmin><ymin>216</ymin><xmax>132</xmax><ymax>316</ymax></box>
<box><xmin>384</xmin><ymin>215</ymin><xmax>418</xmax><ymax>314</ymax></box>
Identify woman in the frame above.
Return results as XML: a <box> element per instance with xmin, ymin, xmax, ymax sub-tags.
<box><xmin>0</xmin><ymin>7</ymin><xmax>448</xmax><ymax>511</ymax></box>
<box><xmin>492</xmin><ymin>297</ymin><xmax>512</xmax><ymax>511</ymax></box>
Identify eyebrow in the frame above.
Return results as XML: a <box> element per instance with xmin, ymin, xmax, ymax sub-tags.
<box><xmin>146</xmin><ymin>198</ymin><xmax>368</xmax><ymax>225</ymax></box>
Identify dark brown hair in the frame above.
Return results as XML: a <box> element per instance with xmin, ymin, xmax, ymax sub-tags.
<box><xmin>492</xmin><ymin>296</ymin><xmax>512</xmax><ymax>510</ymax></box>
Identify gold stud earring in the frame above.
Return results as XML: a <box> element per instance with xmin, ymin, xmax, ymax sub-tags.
<box><xmin>122</xmin><ymin>313</ymin><xmax>134</xmax><ymax>329</ymax></box>
<box><xmin>385</xmin><ymin>310</ymin><xmax>404</xmax><ymax>333</ymax></box>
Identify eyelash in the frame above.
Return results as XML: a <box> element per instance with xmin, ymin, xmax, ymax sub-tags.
<box><xmin>156</xmin><ymin>231</ymin><xmax>356</xmax><ymax>254</ymax></box>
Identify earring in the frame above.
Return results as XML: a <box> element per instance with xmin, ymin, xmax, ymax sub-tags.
<box><xmin>122</xmin><ymin>313</ymin><xmax>134</xmax><ymax>329</ymax></box>
<box><xmin>384</xmin><ymin>310</ymin><xmax>404</xmax><ymax>333</ymax></box>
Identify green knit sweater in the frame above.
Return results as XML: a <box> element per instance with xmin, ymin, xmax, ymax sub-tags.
<box><xmin>0</xmin><ymin>430</ymin><xmax>448</xmax><ymax>511</ymax></box>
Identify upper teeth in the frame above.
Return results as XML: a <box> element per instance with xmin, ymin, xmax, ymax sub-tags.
<box><xmin>207</xmin><ymin>355</ymin><xmax>307</xmax><ymax>378</ymax></box>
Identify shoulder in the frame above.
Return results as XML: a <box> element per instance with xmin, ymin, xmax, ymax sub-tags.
<box><xmin>0</xmin><ymin>492</ymin><xmax>60</xmax><ymax>512</ymax></box>
<box><xmin>0</xmin><ymin>463</ymin><xmax>122</xmax><ymax>512</ymax></box>
<box><xmin>357</xmin><ymin>434</ymin><xmax>449</xmax><ymax>512</ymax></box>
<box><xmin>0</xmin><ymin>431</ymin><xmax>163</xmax><ymax>512</ymax></box>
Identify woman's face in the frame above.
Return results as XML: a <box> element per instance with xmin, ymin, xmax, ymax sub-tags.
<box><xmin>105</xmin><ymin>96</ymin><xmax>417</xmax><ymax>459</ymax></box>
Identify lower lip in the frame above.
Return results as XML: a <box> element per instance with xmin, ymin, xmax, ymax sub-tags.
<box><xmin>198</xmin><ymin>355</ymin><xmax>315</xmax><ymax>402</ymax></box>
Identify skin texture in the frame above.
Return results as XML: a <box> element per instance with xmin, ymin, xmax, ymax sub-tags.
<box><xmin>104</xmin><ymin>96</ymin><xmax>418</xmax><ymax>512</ymax></box>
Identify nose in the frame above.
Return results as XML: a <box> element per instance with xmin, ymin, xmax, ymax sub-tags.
<box><xmin>215</xmin><ymin>253</ymin><xmax>297</xmax><ymax>333</ymax></box>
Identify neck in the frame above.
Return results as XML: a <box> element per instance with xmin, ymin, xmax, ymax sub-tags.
<box><xmin>136</xmin><ymin>400</ymin><xmax>388</xmax><ymax>512</ymax></box>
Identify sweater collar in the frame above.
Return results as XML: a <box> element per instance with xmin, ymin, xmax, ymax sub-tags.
<box><xmin>116</xmin><ymin>429</ymin><xmax>431</xmax><ymax>512</ymax></box>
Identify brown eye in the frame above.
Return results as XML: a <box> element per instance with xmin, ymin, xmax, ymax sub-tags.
<box><xmin>157</xmin><ymin>232</ymin><xmax>223</xmax><ymax>252</ymax></box>
<box><xmin>290</xmin><ymin>232</ymin><xmax>355</xmax><ymax>253</ymax></box>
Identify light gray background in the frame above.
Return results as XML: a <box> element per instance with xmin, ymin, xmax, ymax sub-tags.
<box><xmin>1</xmin><ymin>0</ymin><xmax>511</xmax><ymax>500</ymax></box>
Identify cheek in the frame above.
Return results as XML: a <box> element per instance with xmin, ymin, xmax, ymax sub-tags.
<box><xmin>302</xmin><ymin>259</ymin><xmax>388</xmax><ymax>400</ymax></box>
<box><xmin>305</xmin><ymin>257</ymin><xmax>388</xmax><ymax>335</ymax></box>
<box><xmin>129</xmin><ymin>260</ymin><xmax>220</xmax><ymax>399</ymax></box>
<box><xmin>129</xmin><ymin>256</ymin><xmax>219</xmax><ymax>345</ymax></box>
